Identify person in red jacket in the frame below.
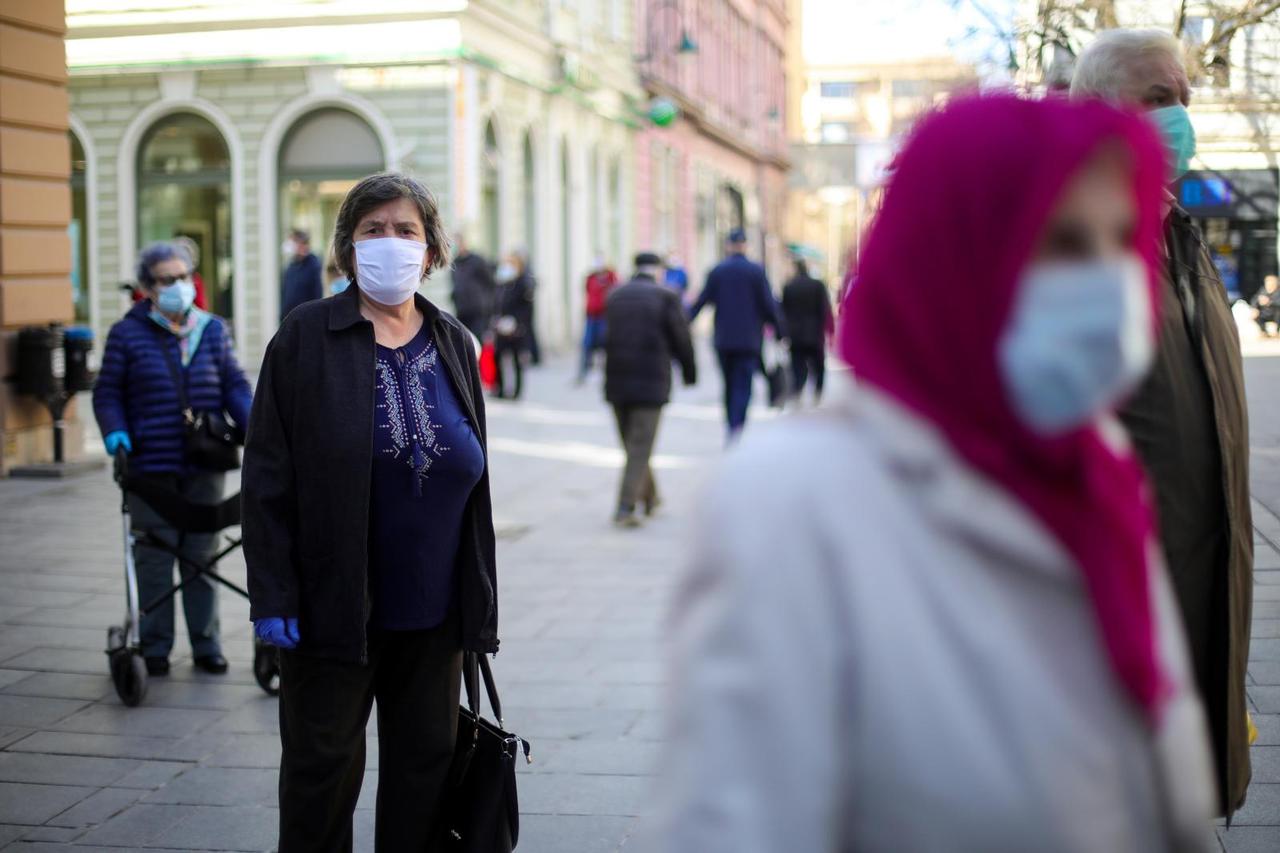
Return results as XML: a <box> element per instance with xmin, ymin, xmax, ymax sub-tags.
<box><xmin>578</xmin><ymin>254</ymin><xmax>618</xmax><ymax>383</ymax></box>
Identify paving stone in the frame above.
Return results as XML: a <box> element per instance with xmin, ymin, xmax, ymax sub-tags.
<box><xmin>0</xmin><ymin>727</ymin><xmax>33</xmax><ymax>749</ymax></box>
<box><xmin>112</xmin><ymin>760</ymin><xmax>192</xmax><ymax>791</ymax></box>
<box><xmin>196</xmin><ymin>734</ymin><xmax>282</xmax><ymax>768</ymax></box>
<box><xmin>1250</xmin><ymin>639</ymin><xmax>1280</xmax><ymax>661</ymax></box>
<box><xmin>80</xmin><ymin>803</ymin><xmax>278</xmax><ymax>851</ymax></box>
<box><xmin>1253</xmin><ymin>620</ymin><xmax>1280</xmax><ymax>639</ymax></box>
<box><xmin>1249</xmin><ymin>746</ymin><xmax>1280</xmax><ymax>784</ymax></box>
<box><xmin>0</xmin><ymin>696</ymin><xmax>87</xmax><ymax>729</ymax></box>
<box><xmin>1252</xmin><ymin>713</ymin><xmax>1280</xmax><ymax>746</ymax></box>
<box><xmin>1</xmin><ymin>648</ymin><xmax>110</xmax><ymax>676</ymax></box>
<box><xmin>518</xmin><ymin>772</ymin><xmax>653</xmax><ymax>817</ymax></box>
<box><xmin>133</xmin><ymin>680</ymin><xmax>266</xmax><ymax>712</ymax></box>
<box><xmin>1250</xmin><ymin>686</ymin><xmax>1280</xmax><ymax>714</ymax></box>
<box><xmin>527</xmin><ymin>739</ymin><xmax>659</xmax><ymax>776</ymax></box>
<box><xmin>1232</xmin><ymin>783</ymin><xmax>1280</xmax><ymax>825</ymax></box>
<box><xmin>0</xmin><ymin>824</ymin><xmax>28</xmax><ymax>846</ymax></box>
<box><xmin>0</xmin><ymin>782</ymin><xmax>95</xmax><ymax>825</ymax></box>
<box><xmin>7</xmin><ymin>731</ymin><xmax>180</xmax><ymax>761</ymax></box>
<box><xmin>11</xmin><ymin>826</ymin><xmax>81</xmax><ymax>842</ymax></box>
<box><xmin>51</xmin><ymin>704</ymin><xmax>221</xmax><ymax>739</ymax></box>
<box><xmin>0</xmin><ymin>753</ymin><xmax>138</xmax><ymax>787</ymax></box>
<box><xmin>1219</xmin><ymin>825</ymin><xmax>1280</xmax><ymax>852</ymax></box>
<box><xmin>1250</xmin><ymin>662</ymin><xmax>1280</xmax><ymax>687</ymax></box>
<box><xmin>45</xmin><ymin>786</ymin><xmax>144</xmax><ymax>828</ymax></box>
<box><xmin>0</xmin><ymin>670</ymin><xmax>33</xmax><ymax>690</ymax></box>
<box><xmin>142</xmin><ymin>767</ymin><xmax>276</xmax><ymax>807</ymax></box>
<box><xmin>516</xmin><ymin>814</ymin><xmax>637</xmax><ymax>853</ymax></box>
<box><xmin>0</xmin><ymin>672</ymin><xmax>112</xmax><ymax>702</ymax></box>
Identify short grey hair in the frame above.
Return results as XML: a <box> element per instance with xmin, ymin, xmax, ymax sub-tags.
<box><xmin>1070</xmin><ymin>29</ymin><xmax>1185</xmax><ymax>100</ymax></box>
<box><xmin>135</xmin><ymin>241</ymin><xmax>193</xmax><ymax>288</ymax></box>
<box><xmin>332</xmin><ymin>172</ymin><xmax>451</xmax><ymax>283</ymax></box>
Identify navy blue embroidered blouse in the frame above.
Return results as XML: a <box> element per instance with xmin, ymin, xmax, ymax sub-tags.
<box><xmin>369</xmin><ymin>324</ymin><xmax>485</xmax><ymax>630</ymax></box>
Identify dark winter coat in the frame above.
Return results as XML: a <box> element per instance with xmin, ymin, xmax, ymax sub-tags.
<box><xmin>689</xmin><ymin>253</ymin><xmax>785</xmax><ymax>353</ymax></box>
<box><xmin>604</xmin><ymin>273</ymin><xmax>697</xmax><ymax>406</ymax></box>
<box><xmin>281</xmin><ymin>253</ymin><xmax>323</xmax><ymax>319</ymax></box>
<box><xmin>450</xmin><ymin>251</ymin><xmax>496</xmax><ymax>332</ymax></box>
<box><xmin>92</xmin><ymin>302</ymin><xmax>252</xmax><ymax>476</ymax></box>
<box><xmin>495</xmin><ymin>272</ymin><xmax>536</xmax><ymax>340</ymax></box>
<box><xmin>242</xmin><ymin>286</ymin><xmax>499</xmax><ymax>661</ymax></box>
<box><xmin>781</xmin><ymin>273</ymin><xmax>833</xmax><ymax>350</ymax></box>
<box><xmin>1119</xmin><ymin>205</ymin><xmax>1252</xmax><ymax>816</ymax></box>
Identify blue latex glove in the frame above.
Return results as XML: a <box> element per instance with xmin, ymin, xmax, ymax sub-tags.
<box><xmin>254</xmin><ymin>617</ymin><xmax>300</xmax><ymax>649</ymax></box>
<box><xmin>104</xmin><ymin>431</ymin><xmax>132</xmax><ymax>455</ymax></box>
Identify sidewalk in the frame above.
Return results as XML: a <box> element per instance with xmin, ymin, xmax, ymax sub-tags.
<box><xmin>0</xmin><ymin>348</ymin><xmax>1278</xmax><ymax>851</ymax></box>
<box><xmin>0</xmin><ymin>351</ymin><xmax>730</xmax><ymax>852</ymax></box>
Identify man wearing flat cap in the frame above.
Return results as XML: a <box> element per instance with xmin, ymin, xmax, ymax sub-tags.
<box><xmin>603</xmin><ymin>252</ymin><xmax>697</xmax><ymax>527</ymax></box>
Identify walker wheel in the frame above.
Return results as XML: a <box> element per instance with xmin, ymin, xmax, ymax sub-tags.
<box><xmin>253</xmin><ymin>641</ymin><xmax>280</xmax><ymax>696</ymax></box>
<box><xmin>109</xmin><ymin>649</ymin><xmax>148</xmax><ymax>707</ymax></box>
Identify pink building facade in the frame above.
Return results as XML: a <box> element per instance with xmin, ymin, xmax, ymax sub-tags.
<box><xmin>633</xmin><ymin>0</ymin><xmax>790</xmax><ymax>286</ymax></box>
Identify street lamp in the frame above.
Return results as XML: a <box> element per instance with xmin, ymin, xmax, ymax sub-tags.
<box><xmin>635</xmin><ymin>0</ymin><xmax>698</xmax><ymax>65</ymax></box>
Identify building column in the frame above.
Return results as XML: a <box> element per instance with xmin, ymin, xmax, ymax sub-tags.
<box><xmin>0</xmin><ymin>0</ymin><xmax>76</xmax><ymax>474</ymax></box>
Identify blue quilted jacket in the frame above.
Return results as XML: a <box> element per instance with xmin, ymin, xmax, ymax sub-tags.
<box><xmin>92</xmin><ymin>302</ymin><xmax>253</xmax><ymax>475</ymax></box>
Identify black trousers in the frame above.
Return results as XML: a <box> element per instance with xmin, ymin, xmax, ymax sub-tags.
<box><xmin>790</xmin><ymin>345</ymin><xmax>826</xmax><ymax>400</ymax></box>
<box><xmin>278</xmin><ymin>615</ymin><xmax>463</xmax><ymax>853</ymax></box>
<box><xmin>493</xmin><ymin>337</ymin><xmax>524</xmax><ymax>399</ymax></box>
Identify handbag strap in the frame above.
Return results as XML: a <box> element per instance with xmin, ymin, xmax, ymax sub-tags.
<box><xmin>155</xmin><ymin>328</ymin><xmax>194</xmax><ymax>424</ymax></box>
<box><xmin>462</xmin><ymin>651</ymin><xmax>505</xmax><ymax>728</ymax></box>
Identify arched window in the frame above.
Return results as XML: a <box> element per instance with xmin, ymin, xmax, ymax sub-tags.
<box><xmin>137</xmin><ymin>113</ymin><xmax>233</xmax><ymax>317</ymax></box>
<box><xmin>279</xmin><ymin>108</ymin><xmax>384</xmax><ymax>303</ymax></box>
<box><xmin>480</xmin><ymin>120</ymin><xmax>501</xmax><ymax>259</ymax></box>
<box><xmin>69</xmin><ymin>131</ymin><xmax>89</xmax><ymax>323</ymax></box>
<box><xmin>522</xmin><ymin>131</ymin><xmax>536</xmax><ymax>261</ymax></box>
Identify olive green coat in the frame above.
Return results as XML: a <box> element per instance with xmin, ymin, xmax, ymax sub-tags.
<box><xmin>1119</xmin><ymin>206</ymin><xmax>1252</xmax><ymax>816</ymax></box>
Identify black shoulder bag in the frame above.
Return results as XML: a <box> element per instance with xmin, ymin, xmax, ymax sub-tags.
<box><xmin>160</xmin><ymin>339</ymin><xmax>241</xmax><ymax>472</ymax></box>
<box><xmin>438</xmin><ymin>652</ymin><xmax>531</xmax><ymax>852</ymax></box>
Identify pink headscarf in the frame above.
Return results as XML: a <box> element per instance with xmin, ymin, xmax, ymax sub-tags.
<box><xmin>839</xmin><ymin>94</ymin><xmax>1171</xmax><ymax>718</ymax></box>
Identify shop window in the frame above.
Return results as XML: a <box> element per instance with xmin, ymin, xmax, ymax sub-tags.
<box><xmin>137</xmin><ymin>113</ymin><xmax>233</xmax><ymax>318</ymax></box>
<box><xmin>279</xmin><ymin>108</ymin><xmax>384</xmax><ymax>303</ymax></box>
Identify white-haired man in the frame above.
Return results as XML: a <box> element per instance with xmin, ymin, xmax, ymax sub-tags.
<box><xmin>1073</xmin><ymin>29</ymin><xmax>1253</xmax><ymax>818</ymax></box>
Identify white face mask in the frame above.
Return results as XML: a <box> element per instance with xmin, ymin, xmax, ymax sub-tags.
<box><xmin>999</xmin><ymin>254</ymin><xmax>1154</xmax><ymax>435</ymax></box>
<box><xmin>354</xmin><ymin>238</ymin><xmax>427</xmax><ymax>306</ymax></box>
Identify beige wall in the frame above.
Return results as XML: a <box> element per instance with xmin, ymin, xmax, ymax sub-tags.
<box><xmin>0</xmin><ymin>0</ymin><xmax>75</xmax><ymax>473</ymax></box>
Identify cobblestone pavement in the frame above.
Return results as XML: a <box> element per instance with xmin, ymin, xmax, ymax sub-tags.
<box><xmin>0</xmin><ymin>346</ymin><xmax>1278</xmax><ymax>852</ymax></box>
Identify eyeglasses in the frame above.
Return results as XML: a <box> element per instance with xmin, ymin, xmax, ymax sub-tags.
<box><xmin>152</xmin><ymin>272</ymin><xmax>191</xmax><ymax>287</ymax></box>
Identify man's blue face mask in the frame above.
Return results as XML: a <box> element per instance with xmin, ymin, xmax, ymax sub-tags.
<box><xmin>1148</xmin><ymin>104</ymin><xmax>1197</xmax><ymax>181</ymax></box>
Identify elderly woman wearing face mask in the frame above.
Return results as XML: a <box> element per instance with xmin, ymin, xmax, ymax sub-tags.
<box><xmin>655</xmin><ymin>95</ymin><xmax>1218</xmax><ymax>852</ymax></box>
<box><xmin>92</xmin><ymin>241</ymin><xmax>252</xmax><ymax>677</ymax></box>
<box><xmin>242</xmin><ymin>172</ymin><xmax>498</xmax><ymax>851</ymax></box>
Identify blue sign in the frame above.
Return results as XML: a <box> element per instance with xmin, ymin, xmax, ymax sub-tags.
<box><xmin>1180</xmin><ymin>177</ymin><xmax>1231</xmax><ymax>209</ymax></box>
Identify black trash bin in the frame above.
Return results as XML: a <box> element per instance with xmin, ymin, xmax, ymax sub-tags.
<box><xmin>63</xmin><ymin>326</ymin><xmax>95</xmax><ymax>394</ymax></box>
<box><xmin>15</xmin><ymin>325</ymin><xmax>63</xmax><ymax>399</ymax></box>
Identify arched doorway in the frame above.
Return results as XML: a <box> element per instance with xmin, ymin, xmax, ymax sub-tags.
<box><xmin>278</xmin><ymin>108</ymin><xmax>384</xmax><ymax>293</ymax></box>
<box><xmin>480</xmin><ymin>121</ymin><xmax>501</xmax><ymax>259</ymax></box>
<box><xmin>69</xmin><ymin>131</ymin><xmax>89</xmax><ymax>323</ymax></box>
<box><xmin>137</xmin><ymin>113</ymin><xmax>233</xmax><ymax>317</ymax></box>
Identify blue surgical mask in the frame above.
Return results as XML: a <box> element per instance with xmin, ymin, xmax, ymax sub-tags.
<box><xmin>999</xmin><ymin>255</ymin><xmax>1154</xmax><ymax>435</ymax></box>
<box><xmin>154</xmin><ymin>278</ymin><xmax>196</xmax><ymax>315</ymax></box>
<box><xmin>1148</xmin><ymin>105</ymin><xmax>1197</xmax><ymax>181</ymax></box>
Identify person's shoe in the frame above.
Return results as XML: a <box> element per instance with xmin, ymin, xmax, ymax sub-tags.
<box><xmin>643</xmin><ymin>495</ymin><xmax>663</xmax><ymax>517</ymax></box>
<box><xmin>193</xmin><ymin>654</ymin><xmax>228</xmax><ymax>674</ymax></box>
<box><xmin>613</xmin><ymin>509</ymin><xmax>642</xmax><ymax>529</ymax></box>
<box><xmin>144</xmin><ymin>656</ymin><xmax>170</xmax><ymax>676</ymax></box>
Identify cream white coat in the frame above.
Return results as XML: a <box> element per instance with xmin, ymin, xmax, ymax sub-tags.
<box><xmin>655</xmin><ymin>378</ymin><xmax>1216</xmax><ymax>853</ymax></box>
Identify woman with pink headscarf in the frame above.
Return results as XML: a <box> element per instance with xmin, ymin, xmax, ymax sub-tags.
<box><xmin>655</xmin><ymin>95</ymin><xmax>1216</xmax><ymax>852</ymax></box>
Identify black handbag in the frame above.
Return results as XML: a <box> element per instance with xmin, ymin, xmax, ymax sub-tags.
<box><xmin>160</xmin><ymin>338</ymin><xmax>241</xmax><ymax>472</ymax></box>
<box><xmin>438</xmin><ymin>652</ymin><xmax>531</xmax><ymax>852</ymax></box>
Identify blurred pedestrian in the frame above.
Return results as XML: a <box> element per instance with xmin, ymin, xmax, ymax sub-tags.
<box><xmin>492</xmin><ymin>250</ymin><xmax>536</xmax><ymax>399</ymax></box>
<box><xmin>280</xmin><ymin>228</ymin><xmax>323</xmax><ymax>320</ymax></box>
<box><xmin>781</xmin><ymin>256</ymin><xmax>833</xmax><ymax>405</ymax></box>
<box><xmin>689</xmin><ymin>228</ymin><xmax>786</xmax><ymax>437</ymax></box>
<box><xmin>578</xmin><ymin>253</ymin><xmax>618</xmax><ymax>384</ymax></box>
<box><xmin>1074</xmin><ymin>29</ymin><xmax>1253</xmax><ymax>818</ymax></box>
<box><xmin>657</xmin><ymin>95</ymin><xmax>1214</xmax><ymax>852</ymax></box>
<box><xmin>603</xmin><ymin>252</ymin><xmax>697</xmax><ymax>527</ymax></box>
<box><xmin>1252</xmin><ymin>274</ymin><xmax>1278</xmax><ymax>337</ymax></box>
<box><xmin>664</xmin><ymin>252</ymin><xmax>689</xmax><ymax>300</ymax></box>
<box><xmin>93</xmin><ymin>241</ymin><xmax>252</xmax><ymax>678</ymax></box>
<box><xmin>450</xmin><ymin>233</ymin><xmax>496</xmax><ymax>339</ymax></box>
<box><xmin>244</xmin><ymin>172</ymin><xmax>498</xmax><ymax>851</ymax></box>
<box><xmin>170</xmin><ymin>236</ymin><xmax>209</xmax><ymax>310</ymax></box>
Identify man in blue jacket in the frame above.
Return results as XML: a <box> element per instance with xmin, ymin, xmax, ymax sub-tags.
<box><xmin>280</xmin><ymin>228</ymin><xmax>323</xmax><ymax>321</ymax></box>
<box><xmin>689</xmin><ymin>228</ymin><xmax>785</xmax><ymax>437</ymax></box>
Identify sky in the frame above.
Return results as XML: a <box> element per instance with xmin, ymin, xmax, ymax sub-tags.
<box><xmin>802</xmin><ymin>0</ymin><xmax>1019</xmax><ymax>76</ymax></box>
